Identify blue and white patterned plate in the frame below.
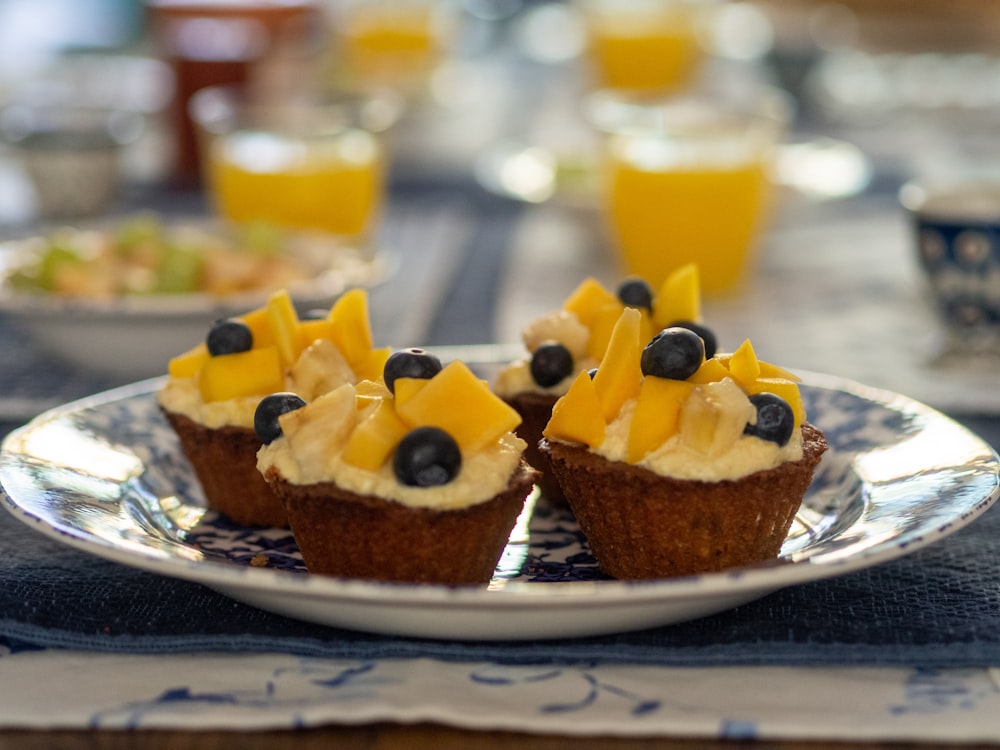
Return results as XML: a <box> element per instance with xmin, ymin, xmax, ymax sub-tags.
<box><xmin>0</xmin><ymin>369</ymin><xmax>997</xmax><ymax>641</ymax></box>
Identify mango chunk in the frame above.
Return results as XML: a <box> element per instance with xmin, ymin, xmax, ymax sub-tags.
<box><xmin>392</xmin><ymin>376</ymin><xmax>428</xmax><ymax>406</ymax></box>
<box><xmin>394</xmin><ymin>360</ymin><xmax>521</xmax><ymax>453</ymax></box>
<box><xmin>299</xmin><ymin>318</ymin><xmax>338</xmax><ymax>346</ymax></box>
<box><xmin>239</xmin><ymin>307</ymin><xmax>275</xmax><ymax>348</ymax></box>
<box><xmin>266</xmin><ymin>289</ymin><xmax>304</xmax><ymax>367</ymax></box>
<box><xmin>585</xmin><ymin>301</ymin><xmax>625</xmax><ymax>361</ymax></box>
<box><xmin>543</xmin><ymin>370</ymin><xmax>606</xmax><ymax>448</ymax></box>
<box><xmin>727</xmin><ymin>339</ymin><xmax>761</xmax><ymax>388</ymax></box>
<box><xmin>687</xmin><ymin>357</ymin><xmax>731</xmax><ymax>385</ymax></box>
<box><xmin>759</xmin><ymin>360</ymin><xmax>802</xmax><ymax>382</ymax></box>
<box><xmin>168</xmin><ymin>342</ymin><xmax>209</xmax><ymax>379</ymax></box>
<box><xmin>652</xmin><ymin>263</ymin><xmax>701</xmax><ymax>328</ymax></box>
<box><xmin>591</xmin><ymin>307</ymin><xmax>643</xmax><ymax>422</ymax></box>
<box><xmin>198</xmin><ymin>346</ymin><xmax>284</xmax><ymax>402</ymax></box>
<box><xmin>342</xmin><ymin>398</ymin><xmax>410</xmax><ymax>471</ymax></box>
<box><xmin>279</xmin><ymin>384</ymin><xmax>357</xmax><ymax>479</ymax></box>
<box><xmin>328</xmin><ymin>288</ymin><xmax>374</xmax><ymax>367</ymax></box>
<box><xmin>627</xmin><ymin>377</ymin><xmax>695</xmax><ymax>463</ymax></box>
<box><xmin>352</xmin><ymin>346</ymin><xmax>391</xmax><ymax>382</ymax></box>
<box><xmin>747</xmin><ymin>377</ymin><xmax>806</xmax><ymax>428</ymax></box>
<box><xmin>355</xmin><ymin>378</ymin><xmax>391</xmax><ymax>409</ymax></box>
<box><xmin>562</xmin><ymin>278</ymin><xmax>618</xmax><ymax>328</ymax></box>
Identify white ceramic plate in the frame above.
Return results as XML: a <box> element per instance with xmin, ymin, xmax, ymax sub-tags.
<box><xmin>0</xmin><ymin>218</ymin><xmax>391</xmax><ymax>380</ymax></box>
<box><xmin>1</xmin><ymin>370</ymin><xmax>997</xmax><ymax>641</ymax></box>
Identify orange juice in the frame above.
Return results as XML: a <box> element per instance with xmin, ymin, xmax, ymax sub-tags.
<box><xmin>207</xmin><ymin>128</ymin><xmax>384</xmax><ymax>237</ymax></box>
<box><xmin>607</xmin><ymin>155</ymin><xmax>769</xmax><ymax>293</ymax></box>
<box><xmin>582</xmin><ymin>1</ymin><xmax>706</xmax><ymax>92</ymax></box>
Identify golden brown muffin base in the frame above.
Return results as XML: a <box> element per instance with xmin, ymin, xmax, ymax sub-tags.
<box><xmin>162</xmin><ymin>409</ymin><xmax>288</xmax><ymax>528</ymax></box>
<box><xmin>540</xmin><ymin>423</ymin><xmax>829</xmax><ymax>580</ymax></box>
<box><xmin>263</xmin><ymin>461</ymin><xmax>540</xmax><ymax>584</ymax></box>
<box><xmin>503</xmin><ymin>391</ymin><xmax>565</xmax><ymax>505</ymax></box>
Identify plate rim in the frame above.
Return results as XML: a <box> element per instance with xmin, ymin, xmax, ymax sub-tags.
<box><xmin>2</xmin><ymin>366</ymin><xmax>998</xmax><ymax>615</ymax></box>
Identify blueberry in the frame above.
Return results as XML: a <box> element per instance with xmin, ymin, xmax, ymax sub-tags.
<box><xmin>254</xmin><ymin>392</ymin><xmax>307</xmax><ymax>444</ymax></box>
<box><xmin>617</xmin><ymin>277</ymin><xmax>654</xmax><ymax>313</ymax></box>
<box><xmin>206</xmin><ymin>318</ymin><xmax>253</xmax><ymax>356</ymax></box>
<box><xmin>667</xmin><ymin>319</ymin><xmax>718</xmax><ymax>359</ymax></box>
<box><xmin>744</xmin><ymin>393</ymin><xmax>795</xmax><ymax>446</ymax></box>
<box><xmin>529</xmin><ymin>342</ymin><xmax>574</xmax><ymax>388</ymax></box>
<box><xmin>383</xmin><ymin>348</ymin><xmax>443</xmax><ymax>394</ymax></box>
<box><xmin>640</xmin><ymin>327</ymin><xmax>705</xmax><ymax>380</ymax></box>
<box><xmin>393</xmin><ymin>426</ymin><xmax>462</xmax><ymax>487</ymax></box>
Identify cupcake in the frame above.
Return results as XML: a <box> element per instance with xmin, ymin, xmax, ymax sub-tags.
<box><xmin>255</xmin><ymin>349</ymin><xmax>540</xmax><ymax>584</ymax></box>
<box><xmin>495</xmin><ymin>263</ymin><xmax>716</xmax><ymax>503</ymax></box>
<box><xmin>539</xmin><ymin>307</ymin><xmax>828</xmax><ymax>579</ymax></box>
<box><xmin>158</xmin><ymin>288</ymin><xmax>389</xmax><ymax>527</ymax></box>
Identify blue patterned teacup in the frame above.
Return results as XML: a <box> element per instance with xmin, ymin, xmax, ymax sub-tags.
<box><xmin>899</xmin><ymin>179</ymin><xmax>1000</xmax><ymax>333</ymax></box>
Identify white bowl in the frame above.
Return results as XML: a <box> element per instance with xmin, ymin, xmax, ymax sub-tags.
<box><xmin>0</xmin><ymin>218</ymin><xmax>391</xmax><ymax>380</ymax></box>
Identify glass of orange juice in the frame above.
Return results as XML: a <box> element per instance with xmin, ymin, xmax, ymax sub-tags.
<box><xmin>578</xmin><ymin>0</ymin><xmax>715</xmax><ymax>93</ymax></box>
<box><xmin>190</xmin><ymin>85</ymin><xmax>403</xmax><ymax>247</ymax></box>
<box><xmin>587</xmin><ymin>88</ymin><xmax>788</xmax><ymax>294</ymax></box>
<box><xmin>324</xmin><ymin>0</ymin><xmax>456</xmax><ymax>96</ymax></box>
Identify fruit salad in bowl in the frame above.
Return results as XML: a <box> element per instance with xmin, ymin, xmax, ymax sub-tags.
<box><xmin>0</xmin><ymin>214</ymin><xmax>388</xmax><ymax>379</ymax></box>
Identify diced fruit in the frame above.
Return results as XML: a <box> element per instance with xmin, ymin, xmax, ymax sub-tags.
<box><xmin>652</xmin><ymin>263</ymin><xmax>701</xmax><ymax>328</ymax></box>
<box><xmin>393</xmin><ymin>376</ymin><xmax>429</xmax><ymax>406</ymax></box>
<box><xmin>393</xmin><ymin>426</ymin><xmax>462</xmax><ymax>487</ymax></box>
<box><xmin>627</xmin><ymin>377</ymin><xmax>695</xmax><ymax>463</ymax></box>
<box><xmin>342</xmin><ymin>398</ymin><xmax>410</xmax><ymax>471</ymax></box>
<box><xmin>591</xmin><ymin>308</ymin><xmax>643</xmax><ymax>422</ymax></box>
<box><xmin>394</xmin><ymin>361</ymin><xmax>521</xmax><ymax>453</ymax></box>
<box><xmin>206</xmin><ymin>318</ymin><xmax>253</xmax><ymax>356</ymax></box>
<box><xmin>758</xmin><ymin>360</ymin><xmax>802</xmax><ymax>382</ymax></box>
<box><xmin>299</xmin><ymin>318</ymin><xmax>339</xmax><ymax>346</ymax></box>
<box><xmin>287</xmin><ymin>338</ymin><xmax>355</xmax><ymax>401</ymax></box>
<box><xmin>562</xmin><ymin>277</ymin><xmax>619</xmax><ymax>327</ymax></box>
<box><xmin>353</xmin><ymin>346</ymin><xmax>391</xmax><ymax>382</ymax></box>
<box><xmin>383</xmin><ymin>348</ymin><xmax>443</xmax><ymax>394</ymax></box>
<box><xmin>543</xmin><ymin>370</ymin><xmax>606</xmax><ymax>448</ymax></box>
<box><xmin>679</xmin><ymin>380</ymin><xmax>757</xmax><ymax>456</ymax></box>
<box><xmin>328</xmin><ymin>288</ymin><xmax>374</xmax><ymax>367</ymax></box>
<box><xmin>239</xmin><ymin>307</ymin><xmax>275</xmax><ymax>348</ymax></box>
<box><xmin>354</xmin><ymin>378</ymin><xmax>391</xmax><ymax>409</ymax></box>
<box><xmin>747</xmin><ymin>377</ymin><xmax>805</xmax><ymax>427</ymax></box>
<box><xmin>640</xmin><ymin>327</ymin><xmax>705</xmax><ymax>381</ymax></box>
<box><xmin>687</xmin><ymin>357</ymin><xmax>731</xmax><ymax>385</ymax></box>
<box><xmin>727</xmin><ymin>339</ymin><xmax>761</xmax><ymax>387</ymax></box>
<box><xmin>585</xmin><ymin>301</ymin><xmax>624</xmax><ymax>361</ymax></box>
<box><xmin>198</xmin><ymin>346</ymin><xmax>284</xmax><ymax>402</ymax></box>
<box><xmin>665</xmin><ymin>320</ymin><xmax>718</xmax><ymax>359</ymax></box>
<box><xmin>522</xmin><ymin>310</ymin><xmax>589</xmax><ymax>358</ymax></box>
<box><xmin>279</xmin><ymin>384</ymin><xmax>357</xmax><ymax>477</ymax></box>
<box><xmin>530</xmin><ymin>342</ymin><xmax>574</xmax><ymax>388</ymax></box>
<box><xmin>617</xmin><ymin>277</ymin><xmax>653</xmax><ymax>313</ymax></box>
<box><xmin>168</xmin><ymin>343</ymin><xmax>209</xmax><ymax>379</ymax></box>
<box><xmin>254</xmin><ymin>392</ymin><xmax>307</xmax><ymax>444</ymax></box>
<box><xmin>744</xmin><ymin>392</ymin><xmax>795</xmax><ymax>446</ymax></box>
<box><xmin>266</xmin><ymin>289</ymin><xmax>304</xmax><ymax>367</ymax></box>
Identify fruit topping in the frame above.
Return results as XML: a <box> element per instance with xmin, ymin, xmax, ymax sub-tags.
<box><xmin>679</xmin><ymin>379</ymin><xmax>756</xmax><ymax>456</ymax></box>
<box><xmin>627</xmin><ymin>376</ymin><xmax>695</xmax><ymax>463</ymax></box>
<box><xmin>591</xmin><ymin>307</ymin><xmax>643</xmax><ymax>421</ymax></box>
<box><xmin>206</xmin><ymin>318</ymin><xmax>253</xmax><ymax>356</ymax></box>
<box><xmin>529</xmin><ymin>342</ymin><xmax>574</xmax><ymax>387</ymax></box>
<box><xmin>544</xmin><ymin>370</ymin><xmax>606</xmax><ymax>448</ymax></box>
<box><xmin>667</xmin><ymin>320</ymin><xmax>717</xmax><ymax>359</ymax></box>
<box><xmin>744</xmin><ymin>392</ymin><xmax>795</xmax><ymax>446</ymax></box>
<box><xmin>254</xmin><ymin>392</ymin><xmax>307</xmax><ymax>444</ymax></box>
<box><xmin>617</xmin><ymin>277</ymin><xmax>654</xmax><ymax>313</ymax></box>
<box><xmin>562</xmin><ymin>277</ymin><xmax>620</xmax><ymax>327</ymax></box>
<box><xmin>652</xmin><ymin>263</ymin><xmax>701</xmax><ymax>326</ymax></box>
<box><xmin>522</xmin><ymin>310</ymin><xmax>589</xmax><ymax>357</ymax></box>
<box><xmin>640</xmin><ymin>327</ymin><xmax>705</xmax><ymax>381</ymax></box>
<box><xmin>384</xmin><ymin>348</ymin><xmax>443</xmax><ymax>394</ymax></box>
<box><xmin>287</xmin><ymin>339</ymin><xmax>355</xmax><ymax>400</ymax></box>
<box><xmin>199</xmin><ymin>346</ymin><xmax>284</xmax><ymax>402</ymax></box>
<box><xmin>393</xmin><ymin>426</ymin><xmax>462</xmax><ymax>487</ymax></box>
<box><xmin>266</xmin><ymin>289</ymin><xmax>305</xmax><ymax>367</ymax></box>
<box><xmin>342</xmin><ymin>398</ymin><xmax>409</xmax><ymax>471</ymax></box>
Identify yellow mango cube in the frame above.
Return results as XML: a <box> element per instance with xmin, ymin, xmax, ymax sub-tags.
<box><xmin>759</xmin><ymin>359</ymin><xmax>802</xmax><ymax>382</ymax></box>
<box><xmin>591</xmin><ymin>307</ymin><xmax>643</xmax><ymax>422</ymax></box>
<box><xmin>342</xmin><ymin>398</ymin><xmax>410</xmax><ymax>471</ymax></box>
<box><xmin>687</xmin><ymin>357</ymin><xmax>731</xmax><ymax>385</ymax></box>
<box><xmin>748</xmin><ymin>377</ymin><xmax>806</xmax><ymax>428</ymax></box>
<box><xmin>239</xmin><ymin>307</ymin><xmax>275</xmax><ymax>348</ymax></box>
<box><xmin>627</xmin><ymin>376</ymin><xmax>695</xmax><ymax>463</ymax></box>
<box><xmin>727</xmin><ymin>339</ymin><xmax>761</xmax><ymax>388</ymax></box>
<box><xmin>352</xmin><ymin>346</ymin><xmax>391</xmax><ymax>382</ymax></box>
<box><xmin>198</xmin><ymin>346</ymin><xmax>284</xmax><ymax>402</ymax></box>
<box><xmin>393</xmin><ymin>376</ymin><xmax>429</xmax><ymax>406</ymax></box>
<box><xmin>394</xmin><ymin>361</ymin><xmax>521</xmax><ymax>453</ymax></box>
<box><xmin>299</xmin><ymin>318</ymin><xmax>338</xmax><ymax>347</ymax></box>
<box><xmin>585</xmin><ymin>301</ymin><xmax>625</xmax><ymax>361</ymax></box>
<box><xmin>266</xmin><ymin>290</ymin><xmax>304</xmax><ymax>367</ymax></box>
<box><xmin>562</xmin><ymin>278</ymin><xmax>618</xmax><ymax>328</ymax></box>
<box><xmin>543</xmin><ymin>370</ymin><xmax>606</xmax><ymax>448</ymax></box>
<box><xmin>652</xmin><ymin>263</ymin><xmax>701</xmax><ymax>328</ymax></box>
<box><xmin>328</xmin><ymin>288</ymin><xmax>374</xmax><ymax>367</ymax></box>
<box><xmin>168</xmin><ymin>343</ymin><xmax>209</xmax><ymax>379</ymax></box>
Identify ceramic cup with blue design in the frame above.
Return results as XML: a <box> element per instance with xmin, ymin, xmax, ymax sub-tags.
<box><xmin>899</xmin><ymin>179</ymin><xmax>1000</xmax><ymax>339</ymax></box>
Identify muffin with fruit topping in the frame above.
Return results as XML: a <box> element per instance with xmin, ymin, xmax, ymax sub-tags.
<box><xmin>495</xmin><ymin>263</ymin><xmax>715</xmax><ymax>502</ymax></box>
<box><xmin>255</xmin><ymin>348</ymin><xmax>539</xmax><ymax>584</ymax></box>
<box><xmin>158</xmin><ymin>288</ymin><xmax>389</xmax><ymax>527</ymax></box>
<box><xmin>539</xmin><ymin>307</ymin><xmax>828</xmax><ymax>579</ymax></box>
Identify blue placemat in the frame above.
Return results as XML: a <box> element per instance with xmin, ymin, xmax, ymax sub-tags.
<box><xmin>2</xmin><ymin>483</ymin><xmax>1000</xmax><ymax>667</ymax></box>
